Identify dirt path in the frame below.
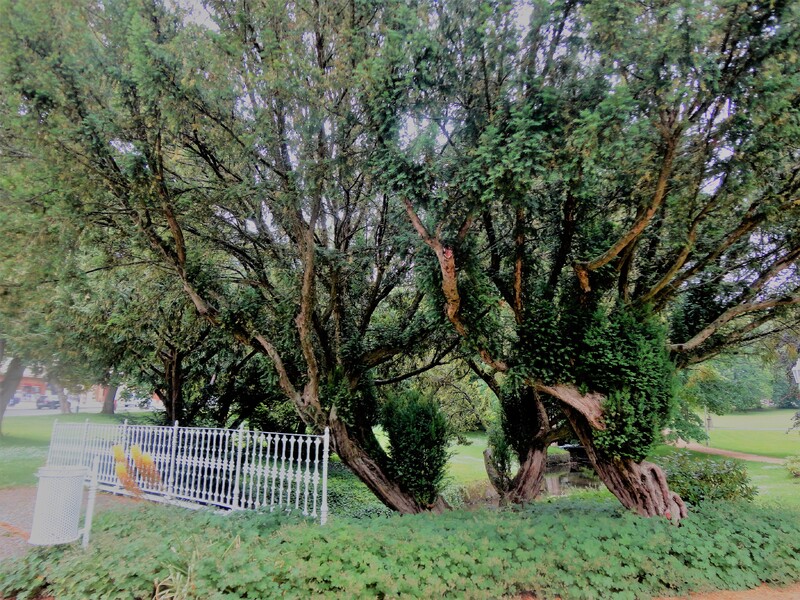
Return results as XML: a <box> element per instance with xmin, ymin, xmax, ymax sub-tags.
<box><xmin>673</xmin><ymin>441</ymin><xmax>786</xmax><ymax>464</ymax></box>
<box><xmin>652</xmin><ymin>582</ymin><xmax>800</xmax><ymax>599</ymax></box>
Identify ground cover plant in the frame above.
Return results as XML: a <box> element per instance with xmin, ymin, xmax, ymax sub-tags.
<box><xmin>2</xmin><ymin>499</ymin><xmax>800</xmax><ymax>600</ymax></box>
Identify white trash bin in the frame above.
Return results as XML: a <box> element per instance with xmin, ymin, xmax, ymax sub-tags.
<box><xmin>28</xmin><ymin>466</ymin><xmax>87</xmax><ymax>546</ymax></box>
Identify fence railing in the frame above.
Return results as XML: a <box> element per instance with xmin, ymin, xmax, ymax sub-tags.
<box><xmin>47</xmin><ymin>420</ymin><xmax>330</xmax><ymax>524</ymax></box>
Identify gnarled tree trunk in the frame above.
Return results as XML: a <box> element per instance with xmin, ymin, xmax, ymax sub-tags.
<box><xmin>564</xmin><ymin>406</ymin><xmax>687</xmax><ymax>522</ymax></box>
<box><xmin>484</xmin><ymin>443</ymin><xmax>548</xmax><ymax>504</ymax></box>
<box><xmin>327</xmin><ymin>409</ymin><xmax>449</xmax><ymax>513</ymax></box>
<box><xmin>538</xmin><ymin>383</ymin><xmax>686</xmax><ymax>520</ymax></box>
<box><xmin>484</xmin><ymin>387</ymin><xmax>563</xmax><ymax>504</ymax></box>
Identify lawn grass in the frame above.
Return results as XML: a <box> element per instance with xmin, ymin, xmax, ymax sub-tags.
<box><xmin>705</xmin><ymin>409</ymin><xmax>800</xmax><ymax>458</ymax></box>
<box><xmin>709</xmin><ymin>408</ymin><xmax>797</xmax><ymax>430</ymax></box>
<box><xmin>0</xmin><ymin>413</ymin><xmax>152</xmax><ymax>488</ymax></box>
<box><xmin>747</xmin><ymin>461</ymin><xmax>800</xmax><ymax>508</ymax></box>
<box><xmin>447</xmin><ymin>432</ymin><xmax>489</xmax><ymax>484</ymax></box>
<box><xmin>447</xmin><ymin>432</ymin><xmax>569</xmax><ymax>484</ymax></box>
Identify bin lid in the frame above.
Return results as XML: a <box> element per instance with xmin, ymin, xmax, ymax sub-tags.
<box><xmin>36</xmin><ymin>466</ymin><xmax>88</xmax><ymax>478</ymax></box>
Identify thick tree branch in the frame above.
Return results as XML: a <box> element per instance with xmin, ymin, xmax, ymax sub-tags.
<box><xmin>575</xmin><ymin>139</ymin><xmax>677</xmax><ymax>290</ymax></box>
<box><xmin>403</xmin><ymin>198</ymin><xmax>508</xmax><ymax>372</ymax></box>
<box><xmin>535</xmin><ymin>383</ymin><xmax>606</xmax><ymax>430</ymax></box>
<box><xmin>671</xmin><ymin>295</ymin><xmax>800</xmax><ymax>354</ymax></box>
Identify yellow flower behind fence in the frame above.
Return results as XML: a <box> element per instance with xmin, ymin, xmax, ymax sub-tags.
<box><xmin>111</xmin><ymin>443</ymin><xmax>163</xmax><ymax>497</ymax></box>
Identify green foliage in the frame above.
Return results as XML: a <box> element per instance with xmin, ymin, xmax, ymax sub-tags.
<box><xmin>409</xmin><ymin>362</ymin><xmax>496</xmax><ymax>439</ymax></box>
<box><xmin>326</xmin><ymin>461</ymin><xmax>393</xmax><ymax>520</ymax></box>
<box><xmin>381</xmin><ymin>389</ymin><xmax>452</xmax><ymax>506</ymax></box>
<box><xmin>497</xmin><ymin>370</ymin><xmax>543</xmax><ymax>461</ymax></box>
<box><xmin>665</xmin><ymin>400</ymin><xmax>708</xmax><ymax>444</ymax></box>
<box><xmin>658</xmin><ymin>451</ymin><xmax>757</xmax><ymax>505</ymax></box>
<box><xmin>4</xmin><ymin>501</ymin><xmax>800</xmax><ymax>599</ymax></box>
<box><xmin>786</xmin><ymin>456</ymin><xmax>800</xmax><ymax>478</ymax></box>
<box><xmin>677</xmin><ymin>355</ymin><xmax>775</xmax><ymax>416</ymax></box>
<box><xmin>581</xmin><ymin>308</ymin><xmax>675</xmax><ymax>461</ymax></box>
<box><xmin>517</xmin><ymin>300</ymin><xmax>573</xmax><ymax>385</ymax></box>
<box><xmin>486</xmin><ymin>420</ymin><xmax>513</xmax><ymax>483</ymax></box>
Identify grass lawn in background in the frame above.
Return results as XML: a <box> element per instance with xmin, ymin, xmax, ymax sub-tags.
<box><xmin>747</xmin><ymin>461</ymin><xmax>800</xmax><ymax>508</ymax></box>
<box><xmin>447</xmin><ymin>432</ymin><xmax>569</xmax><ymax>485</ymax></box>
<box><xmin>705</xmin><ymin>409</ymin><xmax>800</xmax><ymax>458</ymax></box>
<box><xmin>0</xmin><ymin>413</ymin><xmax>154</xmax><ymax>488</ymax></box>
<box><xmin>447</xmin><ymin>432</ymin><xmax>489</xmax><ymax>484</ymax></box>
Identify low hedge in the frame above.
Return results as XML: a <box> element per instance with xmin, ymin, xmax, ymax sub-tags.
<box><xmin>658</xmin><ymin>450</ymin><xmax>757</xmax><ymax>505</ymax></box>
<box><xmin>2</xmin><ymin>499</ymin><xmax>799</xmax><ymax>600</ymax></box>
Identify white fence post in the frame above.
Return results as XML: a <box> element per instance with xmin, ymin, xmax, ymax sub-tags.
<box><xmin>80</xmin><ymin>419</ymin><xmax>90</xmax><ymax>467</ymax></box>
<box><xmin>232</xmin><ymin>423</ymin><xmax>245</xmax><ymax>509</ymax></box>
<box><xmin>82</xmin><ymin>455</ymin><xmax>100</xmax><ymax>549</ymax></box>
<box><xmin>166</xmin><ymin>421</ymin><xmax>179</xmax><ymax>498</ymax></box>
<box><xmin>320</xmin><ymin>427</ymin><xmax>330</xmax><ymax>525</ymax></box>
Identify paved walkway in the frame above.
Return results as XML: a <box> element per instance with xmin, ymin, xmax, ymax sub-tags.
<box><xmin>0</xmin><ymin>486</ymin><xmax>136</xmax><ymax>562</ymax></box>
<box><xmin>673</xmin><ymin>441</ymin><xmax>786</xmax><ymax>464</ymax></box>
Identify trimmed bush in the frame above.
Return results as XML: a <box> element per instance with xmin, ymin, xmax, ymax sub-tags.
<box><xmin>381</xmin><ymin>390</ymin><xmax>452</xmax><ymax>506</ymax></box>
<box><xmin>658</xmin><ymin>450</ymin><xmax>757</xmax><ymax>505</ymax></box>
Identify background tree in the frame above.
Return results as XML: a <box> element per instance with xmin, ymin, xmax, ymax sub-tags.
<box><xmin>0</xmin><ymin>0</ymin><xmax>458</xmax><ymax>512</ymax></box>
<box><xmin>678</xmin><ymin>354</ymin><xmax>774</xmax><ymax>416</ymax></box>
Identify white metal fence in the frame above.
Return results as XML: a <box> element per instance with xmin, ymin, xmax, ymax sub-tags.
<box><xmin>47</xmin><ymin>420</ymin><xmax>330</xmax><ymax>524</ymax></box>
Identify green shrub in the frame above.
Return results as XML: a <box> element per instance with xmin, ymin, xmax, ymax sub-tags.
<box><xmin>381</xmin><ymin>389</ymin><xmax>452</xmax><ymax>506</ymax></box>
<box><xmin>3</xmin><ymin>500</ymin><xmax>800</xmax><ymax>600</ymax></box>
<box><xmin>659</xmin><ymin>450</ymin><xmax>757</xmax><ymax>505</ymax></box>
<box><xmin>786</xmin><ymin>455</ymin><xmax>800</xmax><ymax>478</ymax></box>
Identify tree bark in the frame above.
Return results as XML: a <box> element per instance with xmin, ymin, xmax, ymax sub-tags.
<box><xmin>101</xmin><ymin>385</ymin><xmax>118</xmax><ymax>415</ymax></box>
<box><xmin>57</xmin><ymin>387</ymin><xmax>70</xmax><ymax>414</ymax></box>
<box><xmin>508</xmin><ymin>445</ymin><xmax>547</xmax><ymax>502</ymax></box>
<box><xmin>161</xmin><ymin>348</ymin><xmax>184</xmax><ymax>424</ymax></box>
<box><xmin>0</xmin><ymin>357</ymin><xmax>25</xmax><ymax>436</ymax></box>
<box><xmin>484</xmin><ymin>443</ymin><xmax>548</xmax><ymax>504</ymax></box>
<box><xmin>483</xmin><ymin>386</ymin><xmax>554</xmax><ymax>504</ymax></box>
<box><xmin>564</xmin><ymin>407</ymin><xmax>687</xmax><ymax>522</ymax></box>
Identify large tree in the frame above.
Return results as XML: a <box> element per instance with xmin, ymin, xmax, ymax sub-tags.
<box><xmin>372</xmin><ymin>0</ymin><xmax>800</xmax><ymax>517</ymax></box>
<box><xmin>0</xmin><ymin>0</ymin><xmax>458</xmax><ymax>512</ymax></box>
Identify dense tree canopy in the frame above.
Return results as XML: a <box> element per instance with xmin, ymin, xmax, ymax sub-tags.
<box><xmin>1</xmin><ymin>0</ymin><xmax>798</xmax><ymax>516</ymax></box>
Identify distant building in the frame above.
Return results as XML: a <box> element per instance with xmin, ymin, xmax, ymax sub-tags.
<box><xmin>0</xmin><ymin>367</ymin><xmax>48</xmax><ymax>399</ymax></box>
